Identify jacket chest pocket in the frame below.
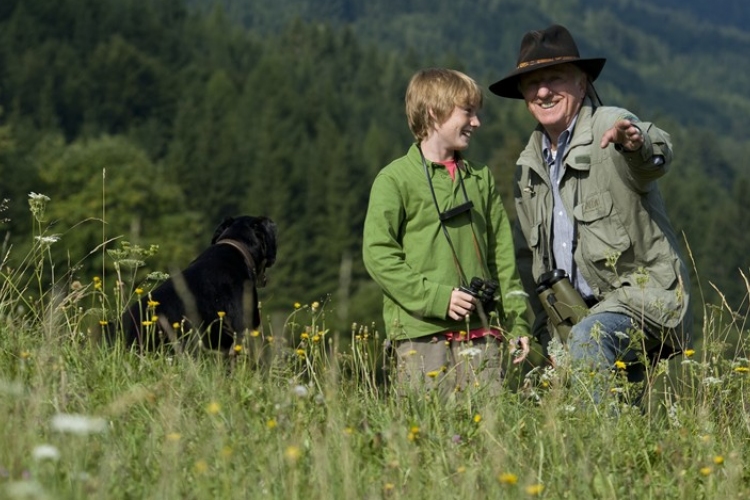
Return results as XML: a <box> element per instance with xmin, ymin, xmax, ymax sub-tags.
<box><xmin>573</xmin><ymin>191</ymin><xmax>631</xmax><ymax>265</ymax></box>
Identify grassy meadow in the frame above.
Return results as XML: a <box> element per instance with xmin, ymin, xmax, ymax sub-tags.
<box><xmin>1</xmin><ymin>195</ymin><xmax>750</xmax><ymax>499</ymax></box>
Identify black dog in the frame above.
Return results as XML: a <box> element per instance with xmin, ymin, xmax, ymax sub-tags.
<box><xmin>119</xmin><ymin>215</ymin><xmax>277</xmax><ymax>351</ymax></box>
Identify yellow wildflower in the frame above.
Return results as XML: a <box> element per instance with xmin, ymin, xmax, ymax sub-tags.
<box><xmin>233</xmin><ymin>345</ymin><xmax>243</xmax><ymax>353</ymax></box>
<box><xmin>193</xmin><ymin>460</ymin><xmax>208</xmax><ymax>474</ymax></box>
<box><xmin>699</xmin><ymin>467</ymin><xmax>712</xmax><ymax>476</ymax></box>
<box><xmin>684</xmin><ymin>349</ymin><xmax>695</xmax><ymax>357</ymax></box>
<box><xmin>312</xmin><ymin>334</ymin><xmax>321</xmax><ymax>343</ymax></box>
<box><xmin>734</xmin><ymin>366</ymin><xmax>749</xmax><ymax>373</ymax></box>
<box><xmin>296</xmin><ymin>349</ymin><xmax>306</xmax><ymax>358</ymax></box>
<box><xmin>135</xmin><ymin>288</ymin><xmax>144</xmax><ymax>295</ymax></box>
<box><xmin>284</xmin><ymin>445</ymin><xmax>301</xmax><ymax>463</ymax></box>
<box><xmin>250</xmin><ymin>330</ymin><xmax>260</xmax><ymax>337</ymax></box>
<box><xmin>266</xmin><ymin>419</ymin><xmax>277</xmax><ymax>430</ymax></box>
<box><xmin>312</xmin><ymin>301</ymin><xmax>320</xmax><ymax>310</ymax></box>
<box><xmin>206</xmin><ymin>402</ymin><xmax>221</xmax><ymax>415</ymax></box>
<box><xmin>294</xmin><ymin>302</ymin><xmax>301</xmax><ymax>309</ymax></box>
<box><xmin>141</xmin><ymin>321</ymin><xmax>153</xmax><ymax>326</ymax></box>
<box><xmin>98</xmin><ymin>320</ymin><xmax>108</xmax><ymax>326</ymax></box>
<box><xmin>614</xmin><ymin>360</ymin><xmax>627</xmax><ymax>370</ymax></box>
<box><xmin>166</xmin><ymin>432</ymin><xmax>181</xmax><ymax>442</ymax></box>
<box><xmin>20</xmin><ymin>351</ymin><xmax>31</xmax><ymax>359</ymax></box>
<box><xmin>473</xmin><ymin>414</ymin><xmax>482</xmax><ymax>423</ymax></box>
<box><xmin>300</xmin><ymin>332</ymin><xmax>310</xmax><ymax>340</ymax></box>
<box><xmin>383</xmin><ymin>483</ymin><xmax>395</xmax><ymax>492</ymax></box>
<box><xmin>217</xmin><ymin>311</ymin><xmax>226</xmax><ymax>318</ymax></box>
<box><xmin>426</xmin><ymin>370</ymin><xmax>440</xmax><ymax>378</ymax></box>
<box><xmin>713</xmin><ymin>455</ymin><xmax>724</xmax><ymax>465</ymax></box>
<box><xmin>498</xmin><ymin>473</ymin><xmax>518</xmax><ymax>485</ymax></box>
<box><xmin>456</xmin><ymin>466</ymin><xmax>466</xmax><ymax>474</ymax></box>
<box><xmin>525</xmin><ymin>484</ymin><xmax>544</xmax><ymax>496</ymax></box>
<box><xmin>147</xmin><ymin>300</ymin><xmax>160</xmax><ymax>308</ymax></box>
<box><xmin>172</xmin><ymin>322</ymin><xmax>180</xmax><ymax>330</ymax></box>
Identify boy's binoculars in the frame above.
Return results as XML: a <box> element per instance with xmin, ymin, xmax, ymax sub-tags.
<box><xmin>535</xmin><ymin>269</ymin><xmax>589</xmax><ymax>343</ymax></box>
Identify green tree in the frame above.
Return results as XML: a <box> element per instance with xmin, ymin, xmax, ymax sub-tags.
<box><xmin>36</xmin><ymin>134</ymin><xmax>202</xmax><ymax>283</ymax></box>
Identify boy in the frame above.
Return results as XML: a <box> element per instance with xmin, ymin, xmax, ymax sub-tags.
<box><xmin>363</xmin><ymin>68</ymin><xmax>530</xmax><ymax>395</ymax></box>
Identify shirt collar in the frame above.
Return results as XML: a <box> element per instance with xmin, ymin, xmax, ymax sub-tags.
<box><xmin>409</xmin><ymin>143</ymin><xmax>476</xmax><ymax>177</ymax></box>
<box><xmin>542</xmin><ymin>115</ymin><xmax>578</xmax><ymax>165</ymax></box>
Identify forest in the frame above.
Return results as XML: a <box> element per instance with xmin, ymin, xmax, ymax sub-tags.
<box><xmin>0</xmin><ymin>0</ymin><xmax>748</xmax><ymax>336</ymax></box>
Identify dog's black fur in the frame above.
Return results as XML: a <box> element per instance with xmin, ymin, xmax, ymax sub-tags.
<box><xmin>119</xmin><ymin>215</ymin><xmax>277</xmax><ymax>351</ymax></box>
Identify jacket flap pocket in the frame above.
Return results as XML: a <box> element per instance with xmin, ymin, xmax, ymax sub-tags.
<box><xmin>573</xmin><ymin>191</ymin><xmax>613</xmax><ymax>223</ymax></box>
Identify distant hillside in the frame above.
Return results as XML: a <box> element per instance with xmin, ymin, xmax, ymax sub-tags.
<box><xmin>193</xmin><ymin>0</ymin><xmax>750</xmax><ymax>147</ymax></box>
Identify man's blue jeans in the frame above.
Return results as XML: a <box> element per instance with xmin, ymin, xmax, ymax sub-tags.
<box><xmin>568</xmin><ymin>312</ymin><xmax>648</xmax><ymax>385</ymax></box>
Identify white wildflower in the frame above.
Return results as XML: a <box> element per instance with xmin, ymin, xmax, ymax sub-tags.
<box><xmin>614</xmin><ymin>330</ymin><xmax>629</xmax><ymax>340</ymax></box>
<box><xmin>667</xmin><ymin>402</ymin><xmax>681</xmax><ymax>428</ymax></box>
<box><xmin>32</xmin><ymin>445</ymin><xmax>60</xmax><ymax>462</ymax></box>
<box><xmin>702</xmin><ymin>377</ymin><xmax>723</xmax><ymax>387</ymax></box>
<box><xmin>292</xmin><ymin>385</ymin><xmax>309</xmax><ymax>398</ymax></box>
<box><xmin>34</xmin><ymin>235</ymin><xmax>60</xmax><ymax>245</ymax></box>
<box><xmin>28</xmin><ymin>192</ymin><xmax>51</xmax><ymax>222</ymax></box>
<box><xmin>28</xmin><ymin>192</ymin><xmax>50</xmax><ymax>202</ymax></box>
<box><xmin>458</xmin><ymin>347</ymin><xmax>482</xmax><ymax>359</ymax></box>
<box><xmin>51</xmin><ymin>413</ymin><xmax>107</xmax><ymax>435</ymax></box>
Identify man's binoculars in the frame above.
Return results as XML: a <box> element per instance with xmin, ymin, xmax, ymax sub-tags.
<box><xmin>535</xmin><ymin>269</ymin><xmax>589</xmax><ymax>343</ymax></box>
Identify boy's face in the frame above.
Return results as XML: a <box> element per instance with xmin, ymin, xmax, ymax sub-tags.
<box><xmin>431</xmin><ymin>104</ymin><xmax>481</xmax><ymax>152</ymax></box>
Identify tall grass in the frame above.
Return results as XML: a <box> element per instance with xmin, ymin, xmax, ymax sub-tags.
<box><xmin>1</xmin><ymin>194</ymin><xmax>749</xmax><ymax>499</ymax></box>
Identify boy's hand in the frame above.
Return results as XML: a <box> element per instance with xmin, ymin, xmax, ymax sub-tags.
<box><xmin>448</xmin><ymin>288</ymin><xmax>475</xmax><ymax>320</ymax></box>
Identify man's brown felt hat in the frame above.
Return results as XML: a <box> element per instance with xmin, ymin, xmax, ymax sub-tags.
<box><xmin>489</xmin><ymin>24</ymin><xmax>607</xmax><ymax>99</ymax></box>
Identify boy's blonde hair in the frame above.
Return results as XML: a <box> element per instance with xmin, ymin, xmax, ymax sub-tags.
<box><xmin>405</xmin><ymin>68</ymin><xmax>483</xmax><ymax>141</ymax></box>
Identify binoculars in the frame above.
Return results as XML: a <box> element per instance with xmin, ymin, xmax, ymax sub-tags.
<box><xmin>460</xmin><ymin>276</ymin><xmax>499</xmax><ymax>314</ymax></box>
<box><xmin>535</xmin><ymin>270</ymin><xmax>589</xmax><ymax>343</ymax></box>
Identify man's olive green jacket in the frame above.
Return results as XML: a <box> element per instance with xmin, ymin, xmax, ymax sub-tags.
<box><xmin>513</xmin><ymin>100</ymin><xmax>692</xmax><ymax>353</ymax></box>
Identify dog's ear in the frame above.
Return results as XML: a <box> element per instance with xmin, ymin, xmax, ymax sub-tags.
<box><xmin>260</xmin><ymin>217</ymin><xmax>278</xmax><ymax>267</ymax></box>
<box><xmin>211</xmin><ymin>217</ymin><xmax>235</xmax><ymax>244</ymax></box>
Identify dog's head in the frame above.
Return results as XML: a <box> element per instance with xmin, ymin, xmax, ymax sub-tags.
<box><xmin>212</xmin><ymin>216</ymin><xmax>278</xmax><ymax>278</ymax></box>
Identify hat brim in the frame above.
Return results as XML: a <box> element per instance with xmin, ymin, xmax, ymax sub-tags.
<box><xmin>489</xmin><ymin>57</ymin><xmax>607</xmax><ymax>99</ymax></box>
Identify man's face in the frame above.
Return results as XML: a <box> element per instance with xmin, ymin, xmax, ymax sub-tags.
<box><xmin>518</xmin><ymin>64</ymin><xmax>586</xmax><ymax>140</ymax></box>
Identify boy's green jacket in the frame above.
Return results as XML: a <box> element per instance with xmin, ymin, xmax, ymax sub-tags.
<box><xmin>363</xmin><ymin>144</ymin><xmax>530</xmax><ymax>341</ymax></box>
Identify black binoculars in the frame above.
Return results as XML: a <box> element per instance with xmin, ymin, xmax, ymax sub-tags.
<box><xmin>535</xmin><ymin>270</ymin><xmax>589</xmax><ymax>343</ymax></box>
<box><xmin>460</xmin><ymin>276</ymin><xmax>499</xmax><ymax>313</ymax></box>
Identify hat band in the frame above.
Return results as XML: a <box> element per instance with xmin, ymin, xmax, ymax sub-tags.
<box><xmin>517</xmin><ymin>55</ymin><xmax>578</xmax><ymax>69</ymax></box>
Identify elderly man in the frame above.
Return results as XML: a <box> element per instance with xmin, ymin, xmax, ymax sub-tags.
<box><xmin>489</xmin><ymin>24</ymin><xmax>692</xmax><ymax>397</ymax></box>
